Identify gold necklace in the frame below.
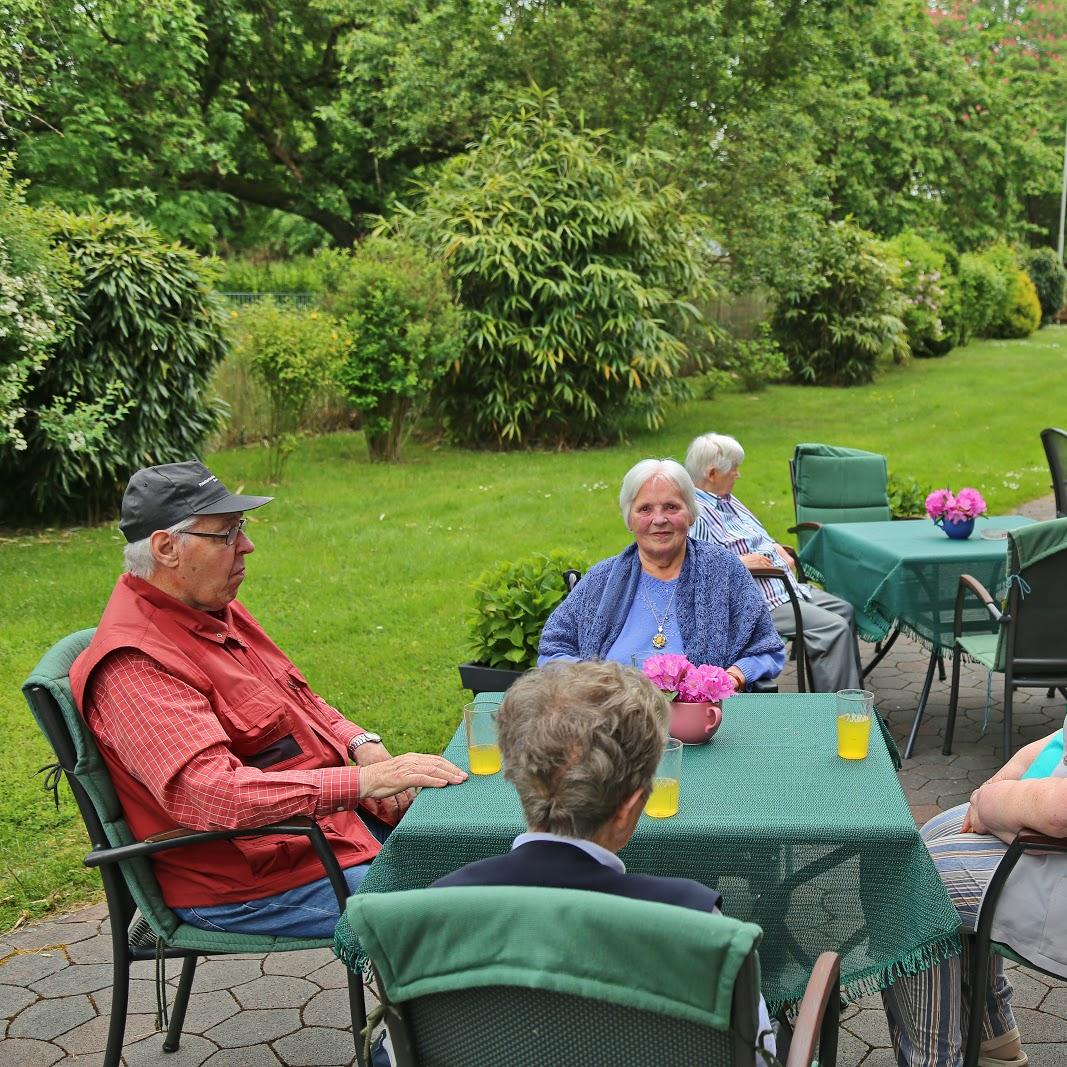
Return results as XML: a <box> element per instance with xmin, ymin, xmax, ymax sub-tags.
<box><xmin>639</xmin><ymin>578</ymin><xmax>677</xmax><ymax>649</ymax></box>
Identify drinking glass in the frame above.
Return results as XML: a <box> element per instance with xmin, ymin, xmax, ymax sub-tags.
<box><xmin>836</xmin><ymin>689</ymin><xmax>874</xmax><ymax>760</ymax></box>
<box><xmin>644</xmin><ymin>738</ymin><xmax>683</xmax><ymax>818</ymax></box>
<box><xmin>463</xmin><ymin>702</ymin><xmax>501</xmax><ymax>775</ymax></box>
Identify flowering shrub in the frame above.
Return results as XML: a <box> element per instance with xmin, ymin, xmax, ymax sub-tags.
<box><xmin>925</xmin><ymin>487</ymin><xmax>987</xmax><ymax>524</ymax></box>
<box><xmin>641</xmin><ymin>654</ymin><xmax>735</xmax><ymax>703</ymax></box>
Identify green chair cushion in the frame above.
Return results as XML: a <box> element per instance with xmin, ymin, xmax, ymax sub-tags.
<box><xmin>793</xmin><ymin>443</ymin><xmax>890</xmax><ymax>526</ymax></box>
<box><xmin>957</xmin><ymin>633</ymin><xmax>999</xmax><ymax>671</ymax></box>
<box><xmin>338</xmin><ymin>885</ymin><xmax>761</xmax><ymax>1031</ymax></box>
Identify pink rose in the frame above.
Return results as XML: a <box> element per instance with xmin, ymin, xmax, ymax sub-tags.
<box><xmin>642</xmin><ymin>653</ymin><xmax>690</xmax><ymax>693</ymax></box>
<box><xmin>677</xmin><ymin>663</ymin><xmax>735</xmax><ymax>703</ymax></box>
<box><xmin>954</xmin><ymin>487</ymin><xmax>987</xmax><ymax>517</ymax></box>
<box><xmin>925</xmin><ymin>488</ymin><xmax>953</xmax><ymax>519</ymax></box>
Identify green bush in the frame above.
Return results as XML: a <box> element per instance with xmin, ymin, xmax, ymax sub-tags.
<box><xmin>0</xmin><ymin>210</ymin><xmax>228</xmax><ymax>523</ymax></box>
<box><xmin>957</xmin><ymin>251</ymin><xmax>1008</xmax><ymax>343</ymax></box>
<box><xmin>884</xmin><ymin>231</ymin><xmax>955</xmax><ymax>358</ymax></box>
<box><xmin>214</xmin><ymin>250</ymin><xmax>349</xmax><ymax>295</ymax></box>
<box><xmin>993</xmin><ymin>269</ymin><xmax>1042</xmax><ymax>338</ymax></box>
<box><xmin>716</xmin><ymin>322</ymin><xmax>788</xmax><ymax>392</ymax></box>
<box><xmin>0</xmin><ymin>162</ymin><xmax>72</xmax><ymax>454</ymax></box>
<box><xmin>886</xmin><ymin>472</ymin><xmax>931</xmax><ymax>518</ymax></box>
<box><xmin>771</xmin><ymin>220</ymin><xmax>909</xmax><ymax>386</ymax></box>
<box><xmin>230</xmin><ymin>302</ymin><xmax>347</xmax><ymax>481</ymax></box>
<box><xmin>467</xmin><ymin>550</ymin><xmax>590</xmax><ymax>670</ymax></box>
<box><xmin>1025</xmin><ymin>247</ymin><xmax>1066</xmax><ymax>325</ymax></box>
<box><xmin>387</xmin><ymin>86</ymin><xmax>716</xmax><ymax>447</ymax></box>
<box><xmin>323</xmin><ymin>237</ymin><xmax>462</xmax><ymax>462</ymax></box>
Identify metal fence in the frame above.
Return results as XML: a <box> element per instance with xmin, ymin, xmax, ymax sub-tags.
<box><xmin>217</xmin><ymin>291</ymin><xmax>320</xmax><ymax>308</ymax></box>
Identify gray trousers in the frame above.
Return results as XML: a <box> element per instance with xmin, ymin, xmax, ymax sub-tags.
<box><xmin>770</xmin><ymin>588</ymin><xmax>863</xmax><ymax>693</ymax></box>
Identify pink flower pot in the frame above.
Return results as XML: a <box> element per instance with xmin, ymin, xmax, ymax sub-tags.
<box><xmin>670</xmin><ymin>700</ymin><xmax>723</xmax><ymax>745</ymax></box>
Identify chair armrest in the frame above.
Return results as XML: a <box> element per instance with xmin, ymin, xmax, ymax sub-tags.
<box><xmin>84</xmin><ymin>816</ymin><xmax>351</xmax><ymax>909</ymax></box>
<box><xmin>786</xmin><ymin>951</ymin><xmax>841</xmax><ymax>1067</ymax></box>
<box><xmin>787</xmin><ymin>522</ymin><xmax>821</xmax><ymax>535</ymax></box>
<box><xmin>952</xmin><ymin>574</ymin><xmax>1004</xmax><ymax>640</ymax></box>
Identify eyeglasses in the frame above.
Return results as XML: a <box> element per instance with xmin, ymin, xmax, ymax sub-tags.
<box><xmin>184</xmin><ymin>518</ymin><xmax>247</xmax><ymax>547</ymax></box>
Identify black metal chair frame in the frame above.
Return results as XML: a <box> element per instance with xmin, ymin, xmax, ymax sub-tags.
<box><xmin>1040</xmin><ymin>426</ymin><xmax>1067</xmax><ymax>518</ymax></box>
<box><xmin>963</xmin><ymin>830</ymin><xmax>1067</xmax><ymax>1067</ymax></box>
<box><xmin>749</xmin><ymin>564</ymin><xmax>812</xmax><ymax>693</ymax></box>
<box><xmin>943</xmin><ymin>571</ymin><xmax>1067</xmax><ymax>759</ymax></box>
<box><xmin>23</xmin><ymin>681</ymin><xmax>367</xmax><ymax>1067</ymax></box>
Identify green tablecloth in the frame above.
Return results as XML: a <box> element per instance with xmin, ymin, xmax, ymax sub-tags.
<box><xmin>798</xmin><ymin>516</ymin><xmax>1033</xmax><ymax>651</ymax></box>
<box><xmin>353</xmin><ymin>693</ymin><xmax>960</xmax><ymax>1014</ymax></box>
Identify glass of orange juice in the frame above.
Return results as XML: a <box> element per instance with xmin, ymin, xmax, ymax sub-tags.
<box><xmin>463</xmin><ymin>701</ymin><xmax>501</xmax><ymax>775</ymax></box>
<box><xmin>836</xmin><ymin>689</ymin><xmax>874</xmax><ymax>760</ymax></box>
<box><xmin>644</xmin><ymin>738</ymin><xmax>683</xmax><ymax>818</ymax></box>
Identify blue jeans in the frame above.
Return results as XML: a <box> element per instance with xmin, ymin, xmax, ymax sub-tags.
<box><xmin>174</xmin><ymin>813</ymin><xmax>390</xmax><ymax>939</ymax></box>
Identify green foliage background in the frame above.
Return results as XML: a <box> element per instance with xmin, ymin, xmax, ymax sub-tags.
<box><xmin>3</xmin><ymin>328</ymin><xmax>1067</xmax><ymax>929</ymax></box>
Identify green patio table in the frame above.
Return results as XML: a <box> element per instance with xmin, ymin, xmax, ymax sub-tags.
<box><xmin>798</xmin><ymin>515</ymin><xmax>1033</xmax><ymax>757</ymax></box>
<box><xmin>349</xmin><ymin>692</ymin><xmax>960</xmax><ymax>1015</ymax></box>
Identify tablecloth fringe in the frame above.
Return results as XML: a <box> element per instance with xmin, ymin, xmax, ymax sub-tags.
<box><xmin>768</xmin><ymin>930</ymin><xmax>961</xmax><ymax>1016</ymax></box>
<box><xmin>839</xmin><ymin>930</ymin><xmax>963</xmax><ymax>1004</ymax></box>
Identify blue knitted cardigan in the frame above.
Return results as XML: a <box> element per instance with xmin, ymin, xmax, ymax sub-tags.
<box><xmin>539</xmin><ymin>539</ymin><xmax>783</xmax><ymax>671</ymax></box>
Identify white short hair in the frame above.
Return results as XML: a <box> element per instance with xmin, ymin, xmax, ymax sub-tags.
<box><xmin>123</xmin><ymin>517</ymin><xmax>198</xmax><ymax>579</ymax></box>
<box><xmin>684</xmin><ymin>433</ymin><xmax>745</xmax><ymax>484</ymax></box>
<box><xmin>619</xmin><ymin>459</ymin><xmax>697</xmax><ymax>528</ymax></box>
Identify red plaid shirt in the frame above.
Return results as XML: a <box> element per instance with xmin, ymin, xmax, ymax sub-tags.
<box><xmin>87</xmin><ymin>647</ymin><xmax>365</xmax><ymax>830</ymax></box>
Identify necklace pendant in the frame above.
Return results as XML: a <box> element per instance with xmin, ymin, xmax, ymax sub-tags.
<box><xmin>652</xmin><ymin>631</ymin><xmax>667</xmax><ymax>649</ymax></box>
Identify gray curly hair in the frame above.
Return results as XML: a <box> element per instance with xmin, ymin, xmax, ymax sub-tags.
<box><xmin>497</xmin><ymin>660</ymin><xmax>670</xmax><ymax>839</ymax></box>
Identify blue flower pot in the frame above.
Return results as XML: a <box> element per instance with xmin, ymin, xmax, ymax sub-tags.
<box><xmin>937</xmin><ymin>516</ymin><xmax>975</xmax><ymax>540</ymax></box>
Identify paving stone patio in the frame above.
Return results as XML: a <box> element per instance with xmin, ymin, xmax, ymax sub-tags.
<box><xmin>3</xmin><ymin>495</ymin><xmax>1065</xmax><ymax>1064</ymax></box>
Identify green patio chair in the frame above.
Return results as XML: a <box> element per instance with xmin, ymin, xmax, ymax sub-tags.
<box><xmin>22</xmin><ymin>630</ymin><xmax>366</xmax><ymax>1067</ymax></box>
<box><xmin>789</xmin><ymin>442</ymin><xmax>905</xmax><ymax>679</ymax></box>
<box><xmin>943</xmin><ymin>517</ymin><xmax>1067</xmax><ymax>759</ymax></box>
<box><xmin>1040</xmin><ymin>426</ymin><xmax>1067</xmax><ymax>518</ymax></box>
<box><xmin>335</xmin><ymin>885</ymin><xmax>841</xmax><ymax>1067</ymax></box>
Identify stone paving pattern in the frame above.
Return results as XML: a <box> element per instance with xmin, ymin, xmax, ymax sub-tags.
<box><xmin>2</xmin><ymin>496</ymin><xmax>1065</xmax><ymax>1064</ymax></box>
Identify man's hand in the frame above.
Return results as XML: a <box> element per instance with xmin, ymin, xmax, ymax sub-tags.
<box><xmin>351</xmin><ymin>739</ymin><xmax>394</xmax><ymax>768</ymax></box>
<box><xmin>774</xmin><ymin>545</ymin><xmax>797</xmax><ymax>573</ymax></box>
<box><xmin>359</xmin><ymin>753</ymin><xmax>468</xmax><ymax>799</ymax></box>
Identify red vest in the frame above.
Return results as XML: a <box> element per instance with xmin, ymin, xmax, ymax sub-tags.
<box><xmin>70</xmin><ymin>574</ymin><xmax>378</xmax><ymax>907</ymax></box>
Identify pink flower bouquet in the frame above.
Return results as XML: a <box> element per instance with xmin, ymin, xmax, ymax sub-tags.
<box><xmin>640</xmin><ymin>653</ymin><xmax>735</xmax><ymax>703</ymax></box>
<box><xmin>925</xmin><ymin>487</ymin><xmax>987</xmax><ymax>523</ymax></box>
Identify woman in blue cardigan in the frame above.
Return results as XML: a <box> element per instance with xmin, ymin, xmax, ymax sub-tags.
<box><xmin>538</xmin><ymin>458</ymin><xmax>784</xmax><ymax>690</ymax></box>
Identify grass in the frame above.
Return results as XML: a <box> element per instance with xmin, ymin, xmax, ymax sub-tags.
<box><xmin>2</xmin><ymin>328</ymin><xmax>1066</xmax><ymax>930</ymax></box>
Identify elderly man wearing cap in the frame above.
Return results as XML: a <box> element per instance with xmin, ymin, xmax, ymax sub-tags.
<box><xmin>70</xmin><ymin>460</ymin><xmax>467</xmax><ymax>937</ymax></box>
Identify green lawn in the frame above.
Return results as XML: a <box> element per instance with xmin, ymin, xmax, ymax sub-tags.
<box><xmin>3</xmin><ymin>329</ymin><xmax>1066</xmax><ymax>930</ymax></box>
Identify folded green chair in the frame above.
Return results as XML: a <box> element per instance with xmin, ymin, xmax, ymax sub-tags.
<box><xmin>789</xmin><ymin>442</ymin><xmax>903</xmax><ymax>681</ymax></box>
<box><xmin>335</xmin><ymin>885</ymin><xmax>841</xmax><ymax>1067</ymax></box>
<box><xmin>22</xmin><ymin>630</ymin><xmax>366</xmax><ymax>1067</ymax></box>
<box><xmin>943</xmin><ymin>517</ymin><xmax>1067</xmax><ymax>759</ymax></box>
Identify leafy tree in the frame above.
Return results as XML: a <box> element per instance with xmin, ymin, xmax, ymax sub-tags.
<box><xmin>387</xmin><ymin>88</ymin><xmax>717</xmax><ymax>448</ymax></box>
<box><xmin>772</xmin><ymin>219</ymin><xmax>910</xmax><ymax>386</ymax></box>
<box><xmin>324</xmin><ymin>237</ymin><xmax>461</xmax><ymax>463</ymax></box>
<box><xmin>0</xmin><ymin>210</ymin><xmax>228</xmax><ymax>522</ymax></box>
<box><xmin>0</xmin><ymin>159</ymin><xmax>70</xmax><ymax>452</ymax></box>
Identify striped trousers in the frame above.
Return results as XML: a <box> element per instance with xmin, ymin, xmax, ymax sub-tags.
<box><xmin>880</xmin><ymin>804</ymin><xmax>1017</xmax><ymax>1066</ymax></box>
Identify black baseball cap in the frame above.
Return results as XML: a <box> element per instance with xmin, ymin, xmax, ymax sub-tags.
<box><xmin>119</xmin><ymin>460</ymin><xmax>273</xmax><ymax>543</ymax></box>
